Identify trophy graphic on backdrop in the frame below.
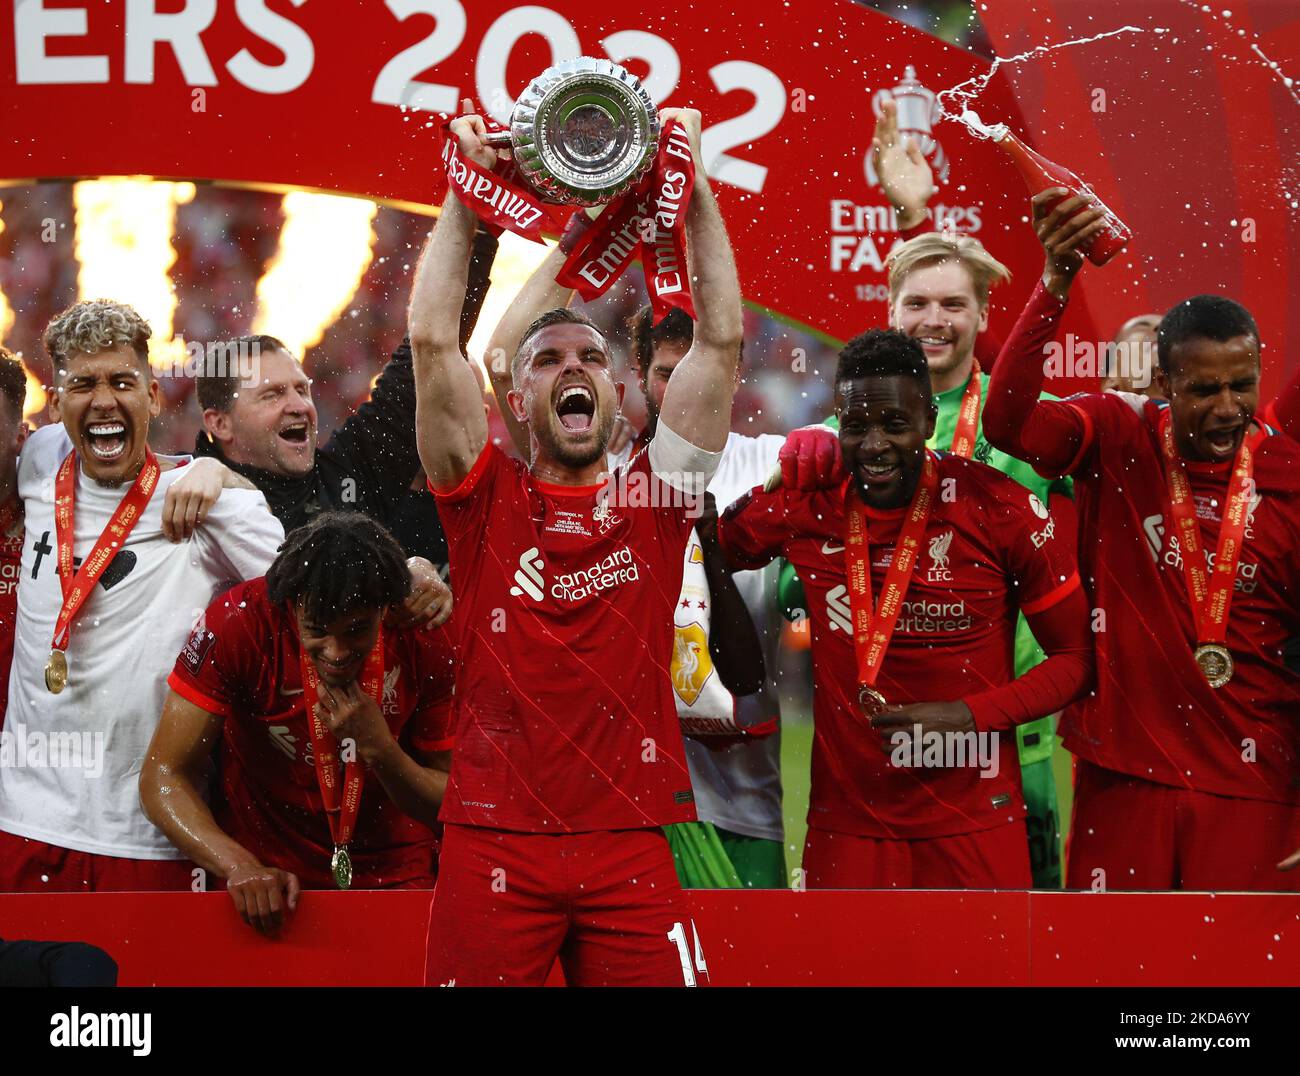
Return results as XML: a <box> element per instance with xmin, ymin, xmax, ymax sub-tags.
<box><xmin>483</xmin><ymin>57</ymin><xmax>661</xmax><ymax>207</ymax></box>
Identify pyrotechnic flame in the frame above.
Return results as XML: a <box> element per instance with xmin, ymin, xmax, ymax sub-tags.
<box><xmin>0</xmin><ymin>202</ymin><xmax>44</xmax><ymax>421</ymax></box>
<box><xmin>22</xmin><ymin>366</ymin><xmax>46</xmax><ymax>423</ymax></box>
<box><xmin>73</xmin><ymin>179</ymin><xmax>196</xmax><ymax>372</ymax></box>
<box><xmin>253</xmin><ymin>192</ymin><xmax>378</xmax><ymax>362</ymax></box>
<box><xmin>0</xmin><ymin>202</ymin><xmax>12</xmax><ymax>344</ymax></box>
<box><xmin>466</xmin><ymin>231</ymin><xmax>558</xmax><ymax>394</ymax></box>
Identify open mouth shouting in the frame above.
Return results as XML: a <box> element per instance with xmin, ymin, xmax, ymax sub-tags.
<box><xmin>1202</xmin><ymin>423</ymin><xmax>1244</xmax><ymax>461</ymax></box>
<box><xmin>555</xmin><ymin>382</ymin><xmax>596</xmax><ymax>435</ymax></box>
<box><xmin>84</xmin><ymin>420</ymin><xmax>129</xmax><ymax>462</ymax></box>
<box><xmin>279</xmin><ymin>420</ymin><xmax>311</xmax><ymax>447</ymax></box>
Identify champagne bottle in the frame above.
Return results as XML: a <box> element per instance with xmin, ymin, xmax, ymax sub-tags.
<box><xmin>996</xmin><ymin>130</ymin><xmax>1131</xmax><ymax>266</ymax></box>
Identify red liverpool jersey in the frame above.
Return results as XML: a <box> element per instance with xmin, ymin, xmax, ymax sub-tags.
<box><xmin>433</xmin><ymin>443</ymin><xmax>698</xmax><ymax>832</ymax></box>
<box><xmin>168</xmin><ymin>577</ymin><xmax>457</xmax><ymax>888</ymax></box>
<box><xmin>718</xmin><ymin>453</ymin><xmax>1081</xmax><ymax>839</ymax></box>
<box><xmin>1041</xmin><ymin>393</ymin><xmax>1300</xmax><ymax>803</ymax></box>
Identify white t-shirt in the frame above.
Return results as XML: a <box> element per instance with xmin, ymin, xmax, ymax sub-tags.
<box><xmin>614</xmin><ymin>429</ymin><xmax>785</xmax><ymax>844</ymax></box>
<box><xmin>0</xmin><ymin>424</ymin><xmax>285</xmax><ymax>859</ymax></box>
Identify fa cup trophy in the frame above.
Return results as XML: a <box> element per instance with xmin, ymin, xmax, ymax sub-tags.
<box><xmin>483</xmin><ymin>56</ymin><xmax>661</xmax><ymax>207</ymax></box>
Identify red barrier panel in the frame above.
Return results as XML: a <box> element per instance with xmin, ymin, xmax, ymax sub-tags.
<box><xmin>3</xmin><ymin>890</ymin><xmax>1297</xmax><ymax>986</ymax></box>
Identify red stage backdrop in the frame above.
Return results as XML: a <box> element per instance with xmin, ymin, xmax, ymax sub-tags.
<box><xmin>0</xmin><ymin>0</ymin><xmax>1114</xmax><ymax>365</ymax></box>
<box><xmin>3</xmin><ymin>890</ymin><xmax>1299</xmax><ymax>987</ymax></box>
<box><xmin>977</xmin><ymin>0</ymin><xmax>1300</xmax><ymax>399</ymax></box>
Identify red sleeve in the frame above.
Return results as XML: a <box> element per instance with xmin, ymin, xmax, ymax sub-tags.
<box><xmin>405</xmin><ymin>626</ymin><xmax>457</xmax><ymax>753</ymax></box>
<box><xmin>964</xmin><ymin>584</ymin><xmax>1094</xmax><ymax>732</ymax></box>
<box><xmin>962</xmin><ymin>482</ymin><xmax>1088</xmax><ymax>728</ymax></box>
<box><xmin>429</xmin><ymin>441</ymin><xmax>500</xmax><ymax>503</ymax></box>
<box><xmin>1001</xmin><ymin>480</ymin><xmax>1083</xmax><ymax>615</ymax></box>
<box><xmin>1271</xmin><ymin>363</ymin><xmax>1300</xmax><ymax>441</ymax></box>
<box><xmin>716</xmin><ymin>486</ymin><xmax>795</xmax><ymax>572</ymax></box>
<box><xmin>429</xmin><ymin>442</ymin><xmax>508</xmax><ymax>557</ymax></box>
<box><xmin>1047</xmin><ymin>488</ymin><xmax>1077</xmax><ymax>550</ymax></box>
<box><xmin>167</xmin><ymin>592</ymin><xmax>256</xmax><ymax>717</ymax></box>
<box><xmin>981</xmin><ymin>281</ymin><xmax>1094</xmax><ymax>477</ymax></box>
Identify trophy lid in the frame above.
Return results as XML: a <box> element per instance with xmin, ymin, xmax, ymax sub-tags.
<box><xmin>509</xmin><ymin>57</ymin><xmax>660</xmax><ymax>207</ymax></box>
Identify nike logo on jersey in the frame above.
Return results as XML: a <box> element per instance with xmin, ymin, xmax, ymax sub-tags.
<box><xmin>279</xmin><ymin>686</ymin><xmax>304</xmax><ymax>696</ymax></box>
<box><xmin>821</xmin><ymin>541</ymin><xmax>845</xmax><ymax>555</ymax></box>
<box><xmin>509</xmin><ymin>547</ymin><xmax>546</xmax><ymax>601</ymax></box>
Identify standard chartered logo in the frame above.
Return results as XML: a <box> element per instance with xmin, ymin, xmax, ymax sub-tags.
<box><xmin>826</xmin><ymin>585</ymin><xmax>852</xmax><ymax>634</ymax></box>
<box><xmin>509</xmin><ymin>546</ymin><xmax>546</xmax><ymax>601</ymax></box>
<box><xmin>508</xmin><ymin>546</ymin><xmax>643</xmax><ymax>603</ymax></box>
<box><xmin>551</xmin><ymin>546</ymin><xmax>639</xmax><ymax>602</ymax></box>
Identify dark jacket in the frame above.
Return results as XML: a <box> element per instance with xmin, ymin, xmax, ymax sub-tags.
<box><xmin>194</xmin><ymin>230</ymin><xmax>498</xmax><ymax>564</ymax></box>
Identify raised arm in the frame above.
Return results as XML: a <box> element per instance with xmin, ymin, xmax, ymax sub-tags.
<box><xmin>410</xmin><ymin>110</ymin><xmax>497</xmax><ymax>490</ymax></box>
<box><xmin>872</xmin><ymin>98</ymin><xmax>935</xmax><ymax>232</ymax></box>
<box><xmin>655</xmin><ymin>109</ymin><xmax>744</xmax><ymax>453</ymax></box>
<box><xmin>981</xmin><ymin>189</ymin><xmax>1109</xmax><ymax>473</ymax></box>
<box><xmin>327</xmin><ymin>228</ymin><xmax>499</xmax><ymax>517</ymax></box>
<box><xmin>485</xmin><ymin>240</ymin><xmax>575</xmax><ymax>458</ymax></box>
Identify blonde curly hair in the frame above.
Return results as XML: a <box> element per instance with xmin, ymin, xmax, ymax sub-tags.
<box><xmin>886</xmin><ymin>232</ymin><xmax>1011</xmax><ymax>309</ymax></box>
<box><xmin>43</xmin><ymin>300</ymin><xmax>152</xmax><ymax>371</ymax></box>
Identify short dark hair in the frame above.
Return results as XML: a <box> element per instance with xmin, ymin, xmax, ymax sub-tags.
<box><xmin>1157</xmin><ymin>296</ymin><xmax>1259</xmax><ymax>374</ymax></box>
<box><xmin>265</xmin><ymin>511</ymin><xmax>411</xmax><ymax>625</ymax></box>
<box><xmin>626</xmin><ymin>305</ymin><xmax>745</xmax><ymax>381</ymax></box>
<box><xmin>196</xmin><ymin>334</ymin><xmax>292</xmax><ymax>413</ymax></box>
<box><xmin>835</xmin><ymin>329</ymin><xmax>931</xmax><ymax>406</ymax></box>
<box><xmin>628</xmin><ymin>306</ymin><xmax>694</xmax><ymax>380</ymax></box>
<box><xmin>0</xmin><ymin>348</ymin><xmax>28</xmax><ymax>424</ymax></box>
<box><xmin>513</xmin><ymin>308</ymin><xmax>605</xmax><ymax>383</ymax></box>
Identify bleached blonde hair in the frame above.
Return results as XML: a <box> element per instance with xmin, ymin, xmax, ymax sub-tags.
<box><xmin>886</xmin><ymin>232</ymin><xmax>1012</xmax><ymax>309</ymax></box>
<box><xmin>43</xmin><ymin>299</ymin><xmax>152</xmax><ymax>372</ymax></box>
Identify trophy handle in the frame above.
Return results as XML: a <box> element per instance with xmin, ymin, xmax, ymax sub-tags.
<box><xmin>483</xmin><ymin>131</ymin><xmax>513</xmax><ymax>148</ymax></box>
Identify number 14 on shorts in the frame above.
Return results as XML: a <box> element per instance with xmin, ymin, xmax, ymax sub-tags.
<box><xmin>667</xmin><ymin>920</ymin><xmax>708</xmax><ymax>986</ymax></box>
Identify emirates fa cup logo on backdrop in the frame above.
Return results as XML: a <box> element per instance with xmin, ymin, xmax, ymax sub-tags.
<box><xmin>865</xmin><ymin>65</ymin><xmax>950</xmax><ymax>188</ymax></box>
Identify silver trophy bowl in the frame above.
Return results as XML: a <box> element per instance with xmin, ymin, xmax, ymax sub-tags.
<box><xmin>484</xmin><ymin>57</ymin><xmax>660</xmax><ymax>207</ymax></box>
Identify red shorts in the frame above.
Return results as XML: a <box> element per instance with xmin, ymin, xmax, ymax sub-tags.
<box><xmin>425</xmin><ymin>825</ymin><xmax>702</xmax><ymax>987</ymax></box>
<box><xmin>801</xmin><ymin>822</ymin><xmax>1032</xmax><ymax>889</ymax></box>
<box><xmin>1066</xmin><ymin>759</ymin><xmax>1300</xmax><ymax>892</ymax></box>
<box><xmin>0</xmin><ymin>829</ymin><xmax>197</xmax><ymax>893</ymax></box>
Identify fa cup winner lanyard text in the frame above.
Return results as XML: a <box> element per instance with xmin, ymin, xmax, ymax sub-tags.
<box><xmin>947</xmin><ymin>362</ymin><xmax>982</xmax><ymax>459</ymax></box>
<box><xmin>299</xmin><ymin>633</ymin><xmax>385</xmax><ymax>890</ymax></box>
<box><xmin>46</xmin><ymin>449</ymin><xmax>161</xmax><ymax>694</ymax></box>
<box><xmin>845</xmin><ymin>451</ymin><xmax>939</xmax><ymax>717</ymax></box>
<box><xmin>1160</xmin><ymin>413</ymin><xmax>1257</xmax><ymax>689</ymax></box>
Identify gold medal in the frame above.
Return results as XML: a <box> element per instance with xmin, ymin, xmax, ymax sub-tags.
<box><xmin>44</xmin><ymin>649</ymin><xmax>68</xmax><ymax>694</ymax></box>
<box><xmin>1194</xmin><ymin>644</ymin><xmax>1233</xmax><ymax>689</ymax></box>
<box><xmin>331</xmin><ymin>845</ymin><xmax>353</xmax><ymax>890</ymax></box>
<box><xmin>858</xmin><ymin>684</ymin><xmax>888</xmax><ymax>719</ymax></box>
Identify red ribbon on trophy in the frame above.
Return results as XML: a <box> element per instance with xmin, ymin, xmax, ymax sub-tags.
<box><xmin>446</xmin><ymin>117</ymin><xmax>696</xmax><ymax>323</ymax></box>
<box><xmin>556</xmin><ymin>121</ymin><xmax>695</xmax><ymax>321</ymax></box>
<box><xmin>443</xmin><ymin>60</ymin><xmax>696</xmax><ymax>323</ymax></box>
